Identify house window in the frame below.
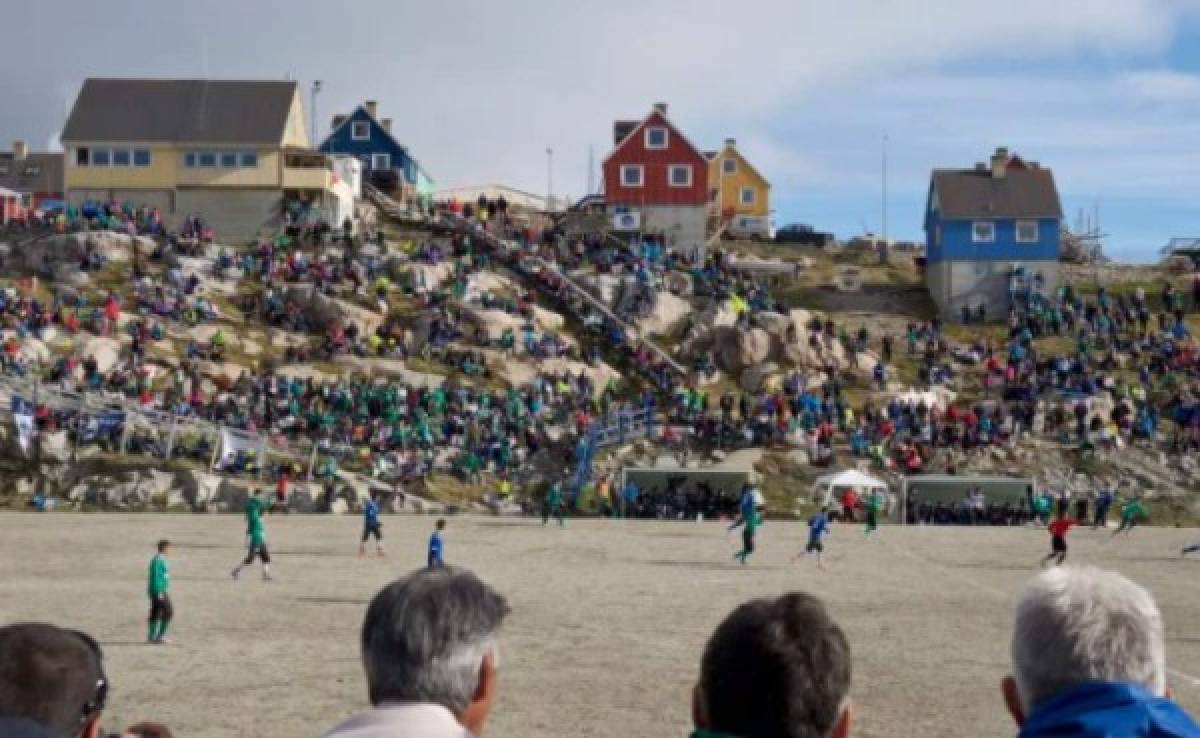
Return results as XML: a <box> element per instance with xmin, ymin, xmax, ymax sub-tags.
<box><xmin>240</xmin><ymin>152</ymin><xmax>258</xmax><ymax>168</ymax></box>
<box><xmin>668</xmin><ymin>164</ymin><xmax>692</xmax><ymax>188</ymax></box>
<box><xmin>92</xmin><ymin>149</ymin><xmax>110</xmax><ymax>167</ymax></box>
<box><xmin>111</xmin><ymin>149</ymin><xmax>131</xmax><ymax>167</ymax></box>
<box><xmin>723</xmin><ymin>158</ymin><xmax>737</xmax><ymax>175</ymax></box>
<box><xmin>645</xmin><ymin>127</ymin><xmax>668</xmax><ymax>150</ymax></box>
<box><xmin>1016</xmin><ymin>220</ymin><xmax>1039</xmax><ymax>243</ymax></box>
<box><xmin>372</xmin><ymin>153</ymin><xmax>391</xmax><ymax>171</ymax></box>
<box><xmin>197</xmin><ymin>152</ymin><xmax>217</xmax><ymax>168</ymax></box>
<box><xmin>220</xmin><ymin>152</ymin><xmax>238</xmax><ymax>168</ymax></box>
<box><xmin>352</xmin><ymin>121</ymin><xmax>370</xmax><ymax>141</ymax></box>
<box><xmin>75</xmin><ymin>147</ymin><xmax>90</xmax><ymax>167</ymax></box>
<box><xmin>620</xmin><ymin>164</ymin><xmax>644</xmax><ymax>188</ymax></box>
<box><xmin>133</xmin><ymin>149</ymin><xmax>151</xmax><ymax>167</ymax></box>
<box><xmin>739</xmin><ymin>186</ymin><xmax>756</xmax><ymax>205</ymax></box>
<box><xmin>20</xmin><ymin>193</ymin><xmax>32</xmax><ymax>208</ymax></box>
<box><xmin>972</xmin><ymin>220</ymin><xmax>995</xmax><ymax>243</ymax></box>
<box><xmin>184</xmin><ymin>152</ymin><xmax>197</xmax><ymax>168</ymax></box>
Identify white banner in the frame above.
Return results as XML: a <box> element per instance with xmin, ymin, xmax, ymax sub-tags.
<box><xmin>216</xmin><ymin>428</ymin><xmax>260</xmax><ymax>468</ymax></box>
<box><xmin>11</xmin><ymin>396</ymin><xmax>34</xmax><ymax>456</ymax></box>
<box><xmin>612</xmin><ymin>211</ymin><xmax>641</xmax><ymax>231</ymax></box>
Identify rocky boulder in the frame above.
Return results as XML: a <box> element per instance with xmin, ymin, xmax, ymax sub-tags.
<box><xmin>718</xmin><ymin>327</ymin><xmax>770</xmax><ymax>371</ymax></box>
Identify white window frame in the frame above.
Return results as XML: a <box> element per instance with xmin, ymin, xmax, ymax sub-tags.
<box><xmin>620</xmin><ymin>164</ymin><xmax>644</xmax><ymax>188</ymax></box>
<box><xmin>133</xmin><ymin>149</ymin><xmax>151</xmax><ymax>167</ymax></box>
<box><xmin>722</xmin><ymin>158</ymin><xmax>737</xmax><ymax>175</ymax></box>
<box><xmin>239</xmin><ymin>152</ymin><xmax>258</xmax><ymax>168</ymax></box>
<box><xmin>644</xmin><ymin>126</ymin><xmax>668</xmax><ymax>150</ymax></box>
<box><xmin>972</xmin><ymin>220</ymin><xmax>995</xmax><ymax>243</ymax></box>
<box><xmin>372</xmin><ymin>153</ymin><xmax>391</xmax><ymax>171</ymax></box>
<box><xmin>197</xmin><ymin>152</ymin><xmax>217</xmax><ymax>168</ymax></box>
<box><xmin>111</xmin><ymin>149</ymin><xmax>131</xmax><ymax>167</ymax></box>
<box><xmin>92</xmin><ymin>149</ymin><xmax>111</xmax><ymax>167</ymax></box>
<box><xmin>219</xmin><ymin>151</ymin><xmax>239</xmax><ymax>168</ymax></box>
<box><xmin>739</xmin><ymin>186</ymin><xmax>756</xmax><ymax>205</ymax></box>
<box><xmin>1015</xmin><ymin>219</ymin><xmax>1039</xmax><ymax>243</ymax></box>
<box><xmin>351</xmin><ymin>121</ymin><xmax>370</xmax><ymax>141</ymax></box>
<box><xmin>668</xmin><ymin>164</ymin><xmax>693</xmax><ymax>188</ymax></box>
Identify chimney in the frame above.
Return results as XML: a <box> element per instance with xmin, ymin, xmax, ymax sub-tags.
<box><xmin>990</xmin><ymin>146</ymin><xmax>1009</xmax><ymax>180</ymax></box>
<box><xmin>381</xmin><ymin>118</ymin><xmax>392</xmax><ymax>133</ymax></box>
<box><xmin>365</xmin><ymin>100</ymin><xmax>378</xmax><ymax>119</ymax></box>
<box><xmin>725</xmin><ymin>138</ymin><xmax>736</xmax><ymax>148</ymax></box>
<box><xmin>653</xmin><ymin>102</ymin><xmax>668</xmax><ymax>116</ymax></box>
<box><xmin>974</xmin><ymin>162</ymin><xmax>987</xmax><ymax>172</ymax></box>
<box><xmin>12</xmin><ymin>141</ymin><xmax>28</xmax><ymax>161</ymax></box>
<box><xmin>331</xmin><ymin>114</ymin><xmax>347</xmax><ymax>130</ymax></box>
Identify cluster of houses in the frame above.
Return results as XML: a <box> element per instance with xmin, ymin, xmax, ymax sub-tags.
<box><xmin>0</xmin><ymin>78</ymin><xmax>1065</xmax><ymax>321</ymax></box>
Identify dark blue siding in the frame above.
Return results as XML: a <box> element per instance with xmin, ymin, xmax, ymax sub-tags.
<box><xmin>318</xmin><ymin>107</ymin><xmax>415</xmax><ymax>185</ymax></box>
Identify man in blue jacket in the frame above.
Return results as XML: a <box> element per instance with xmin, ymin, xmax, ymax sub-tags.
<box><xmin>1002</xmin><ymin>566</ymin><xmax>1200</xmax><ymax>737</ymax></box>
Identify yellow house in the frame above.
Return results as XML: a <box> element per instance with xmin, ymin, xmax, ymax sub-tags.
<box><xmin>707</xmin><ymin>138</ymin><xmax>771</xmax><ymax>237</ymax></box>
<box><xmin>62</xmin><ymin>78</ymin><xmax>337</xmax><ymax>239</ymax></box>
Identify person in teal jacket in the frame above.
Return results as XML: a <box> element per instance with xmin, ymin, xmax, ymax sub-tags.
<box><xmin>147</xmin><ymin>539</ymin><xmax>172</xmax><ymax>644</ymax></box>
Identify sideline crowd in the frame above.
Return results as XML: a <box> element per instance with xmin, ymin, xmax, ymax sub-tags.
<box><xmin>1</xmin><ymin>564</ymin><xmax>1196</xmax><ymax>738</ymax></box>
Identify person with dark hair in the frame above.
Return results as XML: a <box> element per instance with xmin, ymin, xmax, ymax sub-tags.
<box><xmin>147</xmin><ymin>539</ymin><xmax>173</xmax><ymax>644</ymax></box>
<box><xmin>428</xmin><ymin>519</ymin><xmax>446</xmax><ymax>569</ymax></box>
<box><xmin>232</xmin><ymin>490</ymin><xmax>272</xmax><ymax>581</ymax></box>
<box><xmin>324</xmin><ymin>567</ymin><xmax>510</xmax><ymax>738</ymax></box>
<box><xmin>692</xmin><ymin>592</ymin><xmax>853</xmax><ymax>738</ymax></box>
<box><xmin>359</xmin><ymin>491</ymin><xmax>384</xmax><ymax>557</ymax></box>
<box><xmin>0</xmin><ymin>623</ymin><xmax>172</xmax><ymax>738</ymax></box>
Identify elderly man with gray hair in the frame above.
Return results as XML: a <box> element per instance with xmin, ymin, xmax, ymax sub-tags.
<box><xmin>1002</xmin><ymin>565</ymin><xmax>1200</xmax><ymax>737</ymax></box>
<box><xmin>325</xmin><ymin>567</ymin><xmax>510</xmax><ymax>738</ymax></box>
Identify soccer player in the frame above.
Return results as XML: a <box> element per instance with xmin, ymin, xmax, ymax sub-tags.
<box><xmin>800</xmin><ymin>507</ymin><xmax>831</xmax><ymax>569</ymax></box>
<box><xmin>1112</xmin><ymin>497</ymin><xmax>1146</xmax><ymax>537</ymax></box>
<box><xmin>359</xmin><ymin>491</ymin><xmax>384</xmax><ymax>557</ymax></box>
<box><xmin>542</xmin><ymin>481</ymin><xmax>565</xmax><ymax>527</ymax></box>
<box><xmin>147</xmin><ymin>539</ymin><xmax>173</xmax><ymax>644</ymax></box>
<box><xmin>864</xmin><ymin>490</ymin><xmax>883</xmax><ymax>537</ymax></box>
<box><xmin>428</xmin><ymin>518</ymin><xmax>446</xmax><ymax>568</ymax></box>
<box><xmin>1042</xmin><ymin>513</ymin><xmax>1072</xmax><ymax>567</ymax></box>
<box><xmin>232</xmin><ymin>490</ymin><xmax>272</xmax><ymax>581</ymax></box>
<box><xmin>732</xmin><ymin>501</ymin><xmax>763</xmax><ymax>565</ymax></box>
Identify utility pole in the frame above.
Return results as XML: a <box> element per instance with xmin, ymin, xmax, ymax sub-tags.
<box><xmin>880</xmin><ymin>134</ymin><xmax>889</xmax><ymax>265</ymax></box>
<box><xmin>310</xmin><ymin>80</ymin><xmax>323</xmax><ymax>147</ymax></box>
<box><xmin>587</xmin><ymin>145</ymin><xmax>594</xmax><ymax>196</ymax></box>
<box><xmin>546</xmin><ymin>147</ymin><xmax>554</xmax><ymax>212</ymax></box>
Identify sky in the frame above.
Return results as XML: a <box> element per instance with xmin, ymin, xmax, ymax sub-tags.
<box><xmin>3</xmin><ymin>0</ymin><xmax>1200</xmax><ymax>262</ymax></box>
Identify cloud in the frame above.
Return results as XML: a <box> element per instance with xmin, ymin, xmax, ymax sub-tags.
<box><xmin>1119</xmin><ymin>69</ymin><xmax>1200</xmax><ymax>102</ymax></box>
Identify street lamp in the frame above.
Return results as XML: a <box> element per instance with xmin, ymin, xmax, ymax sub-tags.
<box><xmin>311</xmin><ymin>80</ymin><xmax>323</xmax><ymax>147</ymax></box>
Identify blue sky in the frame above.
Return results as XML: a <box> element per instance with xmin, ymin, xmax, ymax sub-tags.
<box><xmin>2</xmin><ymin>0</ymin><xmax>1199</xmax><ymax>261</ymax></box>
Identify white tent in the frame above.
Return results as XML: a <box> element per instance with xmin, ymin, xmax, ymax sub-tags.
<box><xmin>810</xmin><ymin>469</ymin><xmax>891</xmax><ymax>510</ymax></box>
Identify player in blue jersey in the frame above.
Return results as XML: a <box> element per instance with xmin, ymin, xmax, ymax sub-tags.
<box><xmin>427</xmin><ymin>518</ymin><xmax>446</xmax><ymax>568</ymax></box>
<box><xmin>797</xmin><ymin>507</ymin><xmax>831</xmax><ymax>569</ymax></box>
<box><xmin>359</xmin><ymin>491</ymin><xmax>384</xmax><ymax>557</ymax></box>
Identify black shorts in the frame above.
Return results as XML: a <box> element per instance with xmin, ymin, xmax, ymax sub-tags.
<box><xmin>148</xmin><ymin>594</ymin><xmax>173</xmax><ymax>622</ymax></box>
<box><xmin>243</xmin><ymin>543</ymin><xmax>270</xmax><ymax>565</ymax></box>
<box><xmin>361</xmin><ymin>523</ymin><xmax>382</xmax><ymax>542</ymax></box>
<box><xmin>806</xmin><ymin>539</ymin><xmax>824</xmax><ymax>553</ymax></box>
<box><xmin>742</xmin><ymin>529</ymin><xmax>755</xmax><ymax>553</ymax></box>
<box><xmin>1051</xmin><ymin>535</ymin><xmax>1067</xmax><ymax>553</ymax></box>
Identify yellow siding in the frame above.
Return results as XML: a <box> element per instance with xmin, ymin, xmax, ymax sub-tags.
<box><xmin>65</xmin><ymin>145</ymin><xmax>178</xmax><ymax>190</ymax></box>
<box><xmin>708</xmin><ymin>145</ymin><xmax>770</xmax><ymax>217</ymax></box>
<box><xmin>177</xmin><ymin>150</ymin><xmax>282</xmax><ymax>187</ymax></box>
<box><xmin>281</xmin><ymin>166</ymin><xmax>332</xmax><ymax>190</ymax></box>
<box><xmin>281</xmin><ymin>91</ymin><xmax>310</xmax><ymax>149</ymax></box>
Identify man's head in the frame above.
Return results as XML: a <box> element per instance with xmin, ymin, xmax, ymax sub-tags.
<box><xmin>436</xmin><ymin>519</ymin><xmax>446</xmax><ymax>531</ymax></box>
<box><xmin>0</xmin><ymin>623</ymin><xmax>108</xmax><ymax>738</ymax></box>
<box><xmin>361</xmin><ymin>567</ymin><xmax>509</xmax><ymax>735</ymax></box>
<box><xmin>1004</xmin><ymin>566</ymin><xmax>1166</xmax><ymax>724</ymax></box>
<box><xmin>694</xmin><ymin>592</ymin><xmax>852</xmax><ymax>738</ymax></box>
<box><xmin>157</xmin><ymin>539</ymin><xmax>170</xmax><ymax>555</ymax></box>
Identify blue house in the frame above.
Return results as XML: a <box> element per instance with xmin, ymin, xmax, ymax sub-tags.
<box><xmin>318</xmin><ymin>100</ymin><xmax>433</xmax><ymax>198</ymax></box>
<box><xmin>924</xmin><ymin>147</ymin><xmax>1063</xmax><ymax>321</ymax></box>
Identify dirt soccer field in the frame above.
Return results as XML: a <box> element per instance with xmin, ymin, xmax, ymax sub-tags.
<box><xmin>3</xmin><ymin>513</ymin><xmax>1200</xmax><ymax>738</ymax></box>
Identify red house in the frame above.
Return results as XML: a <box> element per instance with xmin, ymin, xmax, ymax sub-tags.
<box><xmin>602</xmin><ymin>103</ymin><xmax>709</xmax><ymax>258</ymax></box>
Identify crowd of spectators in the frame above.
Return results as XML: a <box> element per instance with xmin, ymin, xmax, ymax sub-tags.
<box><xmin>4</xmin><ymin>565</ymin><xmax>1195</xmax><ymax>738</ymax></box>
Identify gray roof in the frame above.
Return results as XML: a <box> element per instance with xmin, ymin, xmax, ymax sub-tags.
<box><xmin>0</xmin><ymin>152</ymin><xmax>63</xmax><ymax>195</ymax></box>
<box><xmin>62</xmin><ymin>78</ymin><xmax>298</xmax><ymax>144</ymax></box>
<box><xmin>931</xmin><ymin>165</ymin><xmax>1063</xmax><ymax>220</ymax></box>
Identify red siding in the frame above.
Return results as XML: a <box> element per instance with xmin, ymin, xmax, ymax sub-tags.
<box><xmin>602</xmin><ymin>111</ymin><xmax>708</xmax><ymax>207</ymax></box>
